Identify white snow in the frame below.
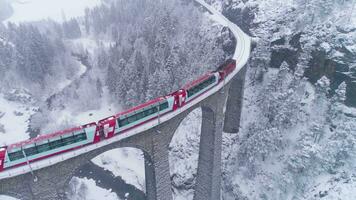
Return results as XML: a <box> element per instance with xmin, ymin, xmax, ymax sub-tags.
<box><xmin>303</xmin><ymin>173</ymin><xmax>356</xmax><ymax>200</ymax></box>
<box><xmin>91</xmin><ymin>148</ymin><xmax>145</xmax><ymax>192</ymax></box>
<box><xmin>4</xmin><ymin>0</ymin><xmax>102</xmax><ymax>24</ymax></box>
<box><xmin>320</xmin><ymin>42</ymin><xmax>331</xmax><ymax>52</ymax></box>
<box><xmin>41</xmin><ymin>86</ymin><xmax>119</xmax><ymax>133</ymax></box>
<box><xmin>70</xmin><ymin>37</ymin><xmax>116</xmax><ymax>55</ymax></box>
<box><xmin>68</xmin><ymin>177</ymin><xmax>120</xmax><ymax>200</ymax></box>
<box><xmin>53</xmin><ymin>60</ymin><xmax>87</xmax><ymax>97</ymax></box>
<box><xmin>0</xmin><ymin>196</ymin><xmax>19</xmax><ymax>200</ymax></box>
<box><xmin>0</xmin><ymin>36</ymin><xmax>15</xmax><ymax>48</ymax></box>
<box><xmin>0</xmin><ymin>93</ymin><xmax>37</xmax><ymax>146</ymax></box>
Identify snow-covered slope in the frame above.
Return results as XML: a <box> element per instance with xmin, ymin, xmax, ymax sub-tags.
<box><xmin>209</xmin><ymin>0</ymin><xmax>356</xmax><ymax>200</ymax></box>
<box><xmin>0</xmin><ymin>196</ymin><xmax>19</xmax><ymax>200</ymax></box>
<box><xmin>91</xmin><ymin>148</ymin><xmax>145</xmax><ymax>192</ymax></box>
<box><xmin>162</xmin><ymin>1</ymin><xmax>356</xmax><ymax>200</ymax></box>
<box><xmin>0</xmin><ymin>90</ymin><xmax>37</xmax><ymax>146</ymax></box>
<box><xmin>67</xmin><ymin>177</ymin><xmax>121</xmax><ymax>200</ymax></box>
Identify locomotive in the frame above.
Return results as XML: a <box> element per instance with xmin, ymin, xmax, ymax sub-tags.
<box><xmin>0</xmin><ymin>59</ymin><xmax>236</xmax><ymax>173</ymax></box>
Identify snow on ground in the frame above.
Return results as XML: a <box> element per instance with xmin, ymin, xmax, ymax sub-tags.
<box><xmin>0</xmin><ymin>196</ymin><xmax>19</xmax><ymax>200</ymax></box>
<box><xmin>67</xmin><ymin>177</ymin><xmax>120</xmax><ymax>200</ymax></box>
<box><xmin>91</xmin><ymin>148</ymin><xmax>145</xmax><ymax>192</ymax></box>
<box><xmin>70</xmin><ymin>37</ymin><xmax>116</xmax><ymax>55</ymax></box>
<box><xmin>42</xmin><ymin>86</ymin><xmax>119</xmax><ymax>133</ymax></box>
<box><xmin>0</xmin><ymin>36</ymin><xmax>15</xmax><ymax>48</ymax></box>
<box><xmin>0</xmin><ymin>91</ymin><xmax>37</xmax><ymax>146</ymax></box>
<box><xmin>303</xmin><ymin>172</ymin><xmax>356</xmax><ymax>200</ymax></box>
<box><xmin>52</xmin><ymin>60</ymin><xmax>87</xmax><ymax>97</ymax></box>
<box><xmin>66</xmin><ymin>86</ymin><xmax>119</xmax><ymax>125</ymax></box>
<box><xmin>4</xmin><ymin>0</ymin><xmax>102</xmax><ymax>24</ymax></box>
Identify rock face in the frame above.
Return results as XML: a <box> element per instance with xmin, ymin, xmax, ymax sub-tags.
<box><xmin>218</xmin><ymin>0</ymin><xmax>356</xmax><ymax>107</ymax></box>
<box><xmin>198</xmin><ymin>0</ymin><xmax>356</xmax><ymax>200</ymax></box>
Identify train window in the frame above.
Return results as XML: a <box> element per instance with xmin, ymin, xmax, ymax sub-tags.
<box><xmin>118</xmin><ymin>106</ymin><xmax>162</xmax><ymax>128</ymax></box>
<box><xmin>8</xmin><ymin>151</ymin><xmax>25</xmax><ymax>161</ymax></box>
<box><xmin>49</xmin><ymin>139</ymin><xmax>63</xmax><ymax>149</ymax></box>
<box><xmin>145</xmin><ymin>107</ymin><xmax>157</xmax><ymax>116</ymax></box>
<box><xmin>37</xmin><ymin>143</ymin><xmax>51</xmax><ymax>153</ymax></box>
<box><xmin>7</xmin><ymin>133</ymin><xmax>88</xmax><ymax>161</ymax></box>
<box><xmin>118</xmin><ymin>118</ymin><xmax>129</xmax><ymax>127</ymax></box>
<box><xmin>153</xmin><ymin>106</ymin><xmax>158</xmax><ymax>113</ymax></box>
<box><xmin>159</xmin><ymin>102</ymin><xmax>169</xmax><ymax>110</ymax></box>
<box><xmin>74</xmin><ymin>133</ymin><xmax>87</xmax><ymax>142</ymax></box>
<box><xmin>127</xmin><ymin>115</ymin><xmax>137</xmax><ymax>123</ymax></box>
<box><xmin>62</xmin><ymin>136</ymin><xmax>76</xmax><ymax>145</ymax></box>
<box><xmin>187</xmin><ymin>76</ymin><xmax>216</xmax><ymax>98</ymax></box>
<box><xmin>136</xmin><ymin>112</ymin><xmax>145</xmax><ymax>120</ymax></box>
<box><xmin>24</xmin><ymin>146</ymin><xmax>38</xmax><ymax>156</ymax></box>
<box><xmin>144</xmin><ymin>109</ymin><xmax>151</xmax><ymax>116</ymax></box>
<box><xmin>145</xmin><ymin>108</ymin><xmax>154</xmax><ymax>116</ymax></box>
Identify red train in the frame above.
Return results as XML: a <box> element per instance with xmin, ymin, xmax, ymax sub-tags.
<box><xmin>0</xmin><ymin>59</ymin><xmax>236</xmax><ymax>173</ymax></box>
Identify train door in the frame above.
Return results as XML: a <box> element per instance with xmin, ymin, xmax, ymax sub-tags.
<box><xmin>0</xmin><ymin>147</ymin><xmax>6</xmax><ymax>172</ymax></box>
<box><xmin>98</xmin><ymin>117</ymin><xmax>116</xmax><ymax>139</ymax></box>
<box><xmin>177</xmin><ymin>89</ymin><xmax>187</xmax><ymax>107</ymax></box>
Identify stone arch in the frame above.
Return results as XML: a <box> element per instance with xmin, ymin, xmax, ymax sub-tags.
<box><xmin>63</xmin><ymin>144</ymin><xmax>150</xmax><ymax>200</ymax></box>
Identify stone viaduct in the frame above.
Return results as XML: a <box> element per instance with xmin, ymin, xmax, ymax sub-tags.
<box><xmin>0</xmin><ymin>73</ymin><xmax>247</xmax><ymax>200</ymax></box>
<box><xmin>0</xmin><ymin>1</ymin><xmax>250</xmax><ymax>199</ymax></box>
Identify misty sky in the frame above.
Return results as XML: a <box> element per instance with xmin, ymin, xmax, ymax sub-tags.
<box><xmin>5</xmin><ymin>0</ymin><xmax>101</xmax><ymax>23</ymax></box>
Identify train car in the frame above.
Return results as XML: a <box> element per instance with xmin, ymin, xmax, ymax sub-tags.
<box><xmin>170</xmin><ymin>89</ymin><xmax>187</xmax><ymax>110</ymax></box>
<box><xmin>183</xmin><ymin>72</ymin><xmax>220</xmax><ymax>103</ymax></box>
<box><xmin>215</xmin><ymin>58</ymin><xmax>236</xmax><ymax>81</ymax></box>
<box><xmin>97</xmin><ymin>116</ymin><xmax>116</xmax><ymax>139</ymax></box>
<box><xmin>0</xmin><ymin>58</ymin><xmax>237</xmax><ymax>174</ymax></box>
<box><xmin>0</xmin><ymin>123</ymin><xmax>97</xmax><ymax>171</ymax></box>
<box><xmin>115</xmin><ymin>96</ymin><xmax>175</xmax><ymax>133</ymax></box>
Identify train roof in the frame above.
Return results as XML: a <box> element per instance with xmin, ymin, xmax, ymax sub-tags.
<box><xmin>182</xmin><ymin>72</ymin><xmax>213</xmax><ymax>90</ymax></box>
<box><xmin>215</xmin><ymin>58</ymin><xmax>236</xmax><ymax>72</ymax></box>
<box><xmin>115</xmin><ymin>96</ymin><xmax>166</xmax><ymax>118</ymax></box>
<box><xmin>7</xmin><ymin>124</ymin><xmax>96</xmax><ymax>150</ymax></box>
<box><xmin>98</xmin><ymin>116</ymin><xmax>116</xmax><ymax>124</ymax></box>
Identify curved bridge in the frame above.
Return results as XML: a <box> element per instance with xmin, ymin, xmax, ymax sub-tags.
<box><xmin>0</xmin><ymin>1</ymin><xmax>251</xmax><ymax>199</ymax></box>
